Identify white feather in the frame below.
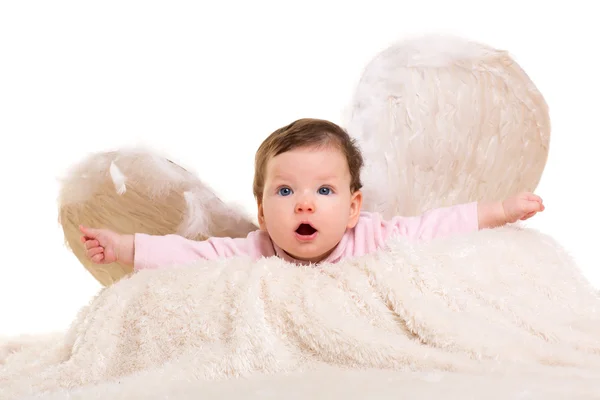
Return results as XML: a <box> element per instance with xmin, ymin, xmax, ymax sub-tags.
<box><xmin>109</xmin><ymin>161</ymin><xmax>127</xmax><ymax>195</ymax></box>
<box><xmin>177</xmin><ymin>190</ymin><xmax>210</xmax><ymax>238</ymax></box>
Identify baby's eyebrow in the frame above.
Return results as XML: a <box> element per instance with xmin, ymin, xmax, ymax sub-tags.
<box><xmin>270</xmin><ymin>174</ymin><xmax>292</xmax><ymax>182</ymax></box>
<box><xmin>315</xmin><ymin>174</ymin><xmax>342</xmax><ymax>182</ymax></box>
<box><xmin>268</xmin><ymin>173</ymin><xmax>343</xmax><ymax>183</ymax></box>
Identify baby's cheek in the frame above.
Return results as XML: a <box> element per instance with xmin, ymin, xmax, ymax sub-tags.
<box><xmin>264</xmin><ymin>203</ymin><xmax>294</xmax><ymax>229</ymax></box>
<box><xmin>325</xmin><ymin>198</ymin><xmax>350</xmax><ymax>213</ymax></box>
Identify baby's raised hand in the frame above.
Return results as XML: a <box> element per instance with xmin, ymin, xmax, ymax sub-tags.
<box><xmin>502</xmin><ymin>192</ymin><xmax>545</xmax><ymax>223</ymax></box>
<box><xmin>79</xmin><ymin>225</ymin><xmax>133</xmax><ymax>265</ymax></box>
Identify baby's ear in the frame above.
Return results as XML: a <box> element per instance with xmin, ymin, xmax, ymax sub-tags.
<box><xmin>347</xmin><ymin>190</ymin><xmax>363</xmax><ymax>229</ymax></box>
<box><xmin>257</xmin><ymin>201</ymin><xmax>266</xmax><ymax>230</ymax></box>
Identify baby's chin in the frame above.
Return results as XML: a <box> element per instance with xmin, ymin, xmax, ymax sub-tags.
<box><xmin>284</xmin><ymin>245</ymin><xmax>335</xmax><ymax>263</ymax></box>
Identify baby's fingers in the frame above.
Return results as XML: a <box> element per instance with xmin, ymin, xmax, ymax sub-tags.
<box><xmin>519</xmin><ymin>200</ymin><xmax>544</xmax><ymax>220</ymax></box>
<box><xmin>79</xmin><ymin>225</ymin><xmax>101</xmax><ymax>240</ymax></box>
<box><xmin>90</xmin><ymin>253</ymin><xmax>105</xmax><ymax>263</ymax></box>
<box><xmin>523</xmin><ymin>199</ymin><xmax>543</xmax><ymax>212</ymax></box>
<box><xmin>84</xmin><ymin>239</ymin><xmax>99</xmax><ymax>250</ymax></box>
<box><xmin>86</xmin><ymin>246</ymin><xmax>104</xmax><ymax>259</ymax></box>
<box><xmin>524</xmin><ymin>193</ymin><xmax>543</xmax><ymax>203</ymax></box>
<box><xmin>520</xmin><ymin>210</ymin><xmax>537</xmax><ymax>220</ymax></box>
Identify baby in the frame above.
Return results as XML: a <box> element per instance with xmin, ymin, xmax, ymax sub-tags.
<box><xmin>80</xmin><ymin>118</ymin><xmax>544</xmax><ymax>271</ymax></box>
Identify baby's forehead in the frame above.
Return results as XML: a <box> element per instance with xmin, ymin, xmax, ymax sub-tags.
<box><xmin>267</xmin><ymin>164</ymin><xmax>350</xmax><ymax>184</ymax></box>
<box><xmin>271</xmin><ymin>169</ymin><xmax>342</xmax><ymax>180</ymax></box>
<box><xmin>264</xmin><ymin>145</ymin><xmax>350</xmax><ymax>177</ymax></box>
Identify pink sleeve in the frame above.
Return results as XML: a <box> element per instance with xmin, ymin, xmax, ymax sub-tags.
<box><xmin>387</xmin><ymin>202</ymin><xmax>479</xmax><ymax>241</ymax></box>
<box><xmin>334</xmin><ymin>202</ymin><xmax>480</xmax><ymax>260</ymax></box>
<box><xmin>133</xmin><ymin>232</ymin><xmax>261</xmax><ymax>271</ymax></box>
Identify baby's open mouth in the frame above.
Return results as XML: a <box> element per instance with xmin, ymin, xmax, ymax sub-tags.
<box><xmin>295</xmin><ymin>223</ymin><xmax>317</xmax><ymax>236</ymax></box>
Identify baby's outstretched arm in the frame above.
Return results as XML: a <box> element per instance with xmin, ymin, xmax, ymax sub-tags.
<box><xmin>478</xmin><ymin>192</ymin><xmax>544</xmax><ymax>229</ymax></box>
<box><xmin>379</xmin><ymin>191</ymin><xmax>544</xmax><ymax>243</ymax></box>
<box><xmin>79</xmin><ymin>226</ymin><xmax>258</xmax><ymax>270</ymax></box>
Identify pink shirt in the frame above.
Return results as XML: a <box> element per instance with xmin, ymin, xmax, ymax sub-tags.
<box><xmin>133</xmin><ymin>202</ymin><xmax>479</xmax><ymax>270</ymax></box>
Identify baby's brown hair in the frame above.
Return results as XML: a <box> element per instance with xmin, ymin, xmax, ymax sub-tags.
<box><xmin>253</xmin><ymin>118</ymin><xmax>364</xmax><ymax>201</ymax></box>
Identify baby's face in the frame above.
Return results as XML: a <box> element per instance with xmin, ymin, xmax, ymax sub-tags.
<box><xmin>258</xmin><ymin>145</ymin><xmax>362</xmax><ymax>263</ymax></box>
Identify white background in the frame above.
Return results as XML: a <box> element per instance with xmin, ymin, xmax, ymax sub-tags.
<box><xmin>0</xmin><ymin>1</ymin><xmax>598</xmax><ymax>337</ymax></box>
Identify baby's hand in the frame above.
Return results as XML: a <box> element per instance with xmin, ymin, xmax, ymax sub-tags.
<box><xmin>79</xmin><ymin>226</ymin><xmax>134</xmax><ymax>265</ymax></box>
<box><xmin>502</xmin><ymin>192</ymin><xmax>545</xmax><ymax>223</ymax></box>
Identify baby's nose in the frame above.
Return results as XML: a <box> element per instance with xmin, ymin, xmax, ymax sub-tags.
<box><xmin>295</xmin><ymin>200</ymin><xmax>315</xmax><ymax>213</ymax></box>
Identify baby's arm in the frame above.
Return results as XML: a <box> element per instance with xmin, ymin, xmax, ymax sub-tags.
<box><xmin>387</xmin><ymin>192</ymin><xmax>544</xmax><ymax>241</ymax></box>
<box><xmin>132</xmin><ymin>233</ymin><xmax>253</xmax><ymax>271</ymax></box>
<box><xmin>387</xmin><ymin>202</ymin><xmax>479</xmax><ymax>241</ymax></box>
<box><xmin>80</xmin><ymin>225</ymin><xmax>258</xmax><ymax>271</ymax></box>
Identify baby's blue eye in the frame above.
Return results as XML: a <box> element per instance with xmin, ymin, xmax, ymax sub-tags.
<box><xmin>318</xmin><ymin>187</ymin><xmax>331</xmax><ymax>195</ymax></box>
<box><xmin>278</xmin><ymin>187</ymin><xmax>292</xmax><ymax>196</ymax></box>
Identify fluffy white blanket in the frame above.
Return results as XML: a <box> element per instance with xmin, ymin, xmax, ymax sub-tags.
<box><xmin>2</xmin><ymin>226</ymin><xmax>600</xmax><ymax>399</ymax></box>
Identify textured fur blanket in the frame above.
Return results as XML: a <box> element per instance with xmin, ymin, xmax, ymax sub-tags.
<box><xmin>2</xmin><ymin>227</ymin><xmax>600</xmax><ymax>399</ymax></box>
